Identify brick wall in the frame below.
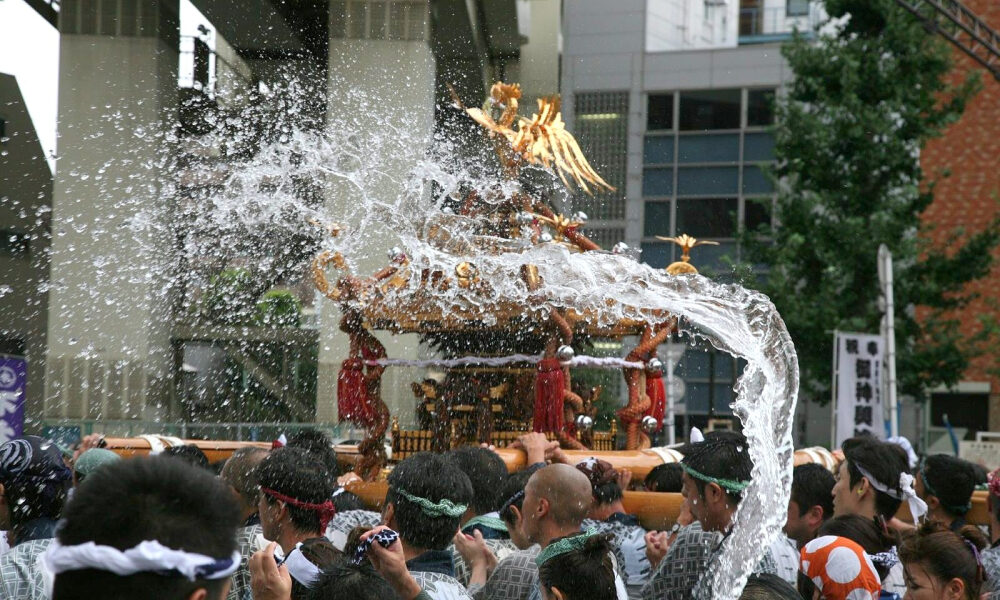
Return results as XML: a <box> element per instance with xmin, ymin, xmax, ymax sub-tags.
<box><xmin>918</xmin><ymin>0</ymin><xmax>1000</xmax><ymax>430</ymax></box>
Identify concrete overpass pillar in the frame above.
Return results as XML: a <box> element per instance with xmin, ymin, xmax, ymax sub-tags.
<box><xmin>45</xmin><ymin>0</ymin><xmax>180</xmax><ymax>425</ymax></box>
<box><xmin>318</xmin><ymin>0</ymin><xmax>435</xmax><ymax>429</ymax></box>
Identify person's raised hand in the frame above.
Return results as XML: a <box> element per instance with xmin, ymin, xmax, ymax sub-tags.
<box><xmin>362</xmin><ymin>526</ymin><xmax>422</xmax><ymax>600</ymax></box>
<box><xmin>453</xmin><ymin>529</ymin><xmax>497</xmax><ymax>583</ymax></box>
<box><xmin>337</xmin><ymin>471</ymin><xmax>362</xmax><ymax>487</ymax></box>
<box><xmin>72</xmin><ymin>434</ymin><xmax>104</xmax><ymax>464</ymax></box>
<box><xmin>512</xmin><ymin>432</ymin><xmax>558</xmax><ymax>465</ymax></box>
<box><xmin>644</xmin><ymin>531</ymin><xmax>669</xmax><ymax>569</ymax></box>
<box><xmin>249</xmin><ymin>542</ymin><xmax>292</xmax><ymax>600</ymax></box>
<box><xmin>616</xmin><ymin>468</ymin><xmax>633</xmax><ymax>490</ymax></box>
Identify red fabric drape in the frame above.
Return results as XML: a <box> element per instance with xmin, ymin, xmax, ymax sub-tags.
<box><xmin>337</xmin><ymin>358</ymin><xmax>367</xmax><ymax>424</ymax></box>
<box><xmin>533</xmin><ymin>358</ymin><xmax>565</xmax><ymax>433</ymax></box>
<box><xmin>644</xmin><ymin>370</ymin><xmax>666</xmax><ymax>431</ymax></box>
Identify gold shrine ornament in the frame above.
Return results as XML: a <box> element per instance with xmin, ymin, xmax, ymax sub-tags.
<box><xmin>655</xmin><ymin>234</ymin><xmax>719</xmax><ymax>275</ymax></box>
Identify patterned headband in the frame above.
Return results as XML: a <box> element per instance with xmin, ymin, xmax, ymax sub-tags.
<box><xmin>681</xmin><ymin>462</ymin><xmax>750</xmax><ymax>493</ymax></box>
<box><xmin>535</xmin><ymin>529</ymin><xmax>598</xmax><ymax>566</ymax></box>
<box><xmin>392</xmin><ymin>487</ymin><xmax>468</xmax><ymax>518</ymax></box>
<box><xmin>42</xmin><ymin>540</ymin><xmax>240</xmax><ymax>581</ymax></box>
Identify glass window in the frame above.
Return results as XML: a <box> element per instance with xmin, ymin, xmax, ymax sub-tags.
<box><xmin>677</xmin><ymin>349</ymin><xmax>711</xmax><ymax>379</ymax></box>
<box><xmin>61</xmin><ymin>0</ymin><xmax>79</xmax><ymax>33</ymax></box>
<box><xmin>640</xmin><ymin>242</ymin><xmax>672</xmax><ymax>269</ymax></box>
<box><xmin>742</xmin><ymin>165</ymin><xmax>774</xmax><ymax>194</ymax></box>
<box><xmin>679</xmin><ymin>89</ymin><xmax>740</xmax><ymax>130</ymax></box>
<box><xmin>676</xmin><ymin>198</ymin><xmax>737</xmax><ymax>238</ymax></box>
<box><xmin>694</xmin><ymin>241</ymin><xmax>738</xmax><ymax>271</ymax></box>
<box><xmin>0</xmin><ymin>230</ymin><xmax>30</xmax><ymax>258</ymax></box>
<box><xmin>743</xmin><ymin>132</ymin><xmax>775</xmax><ymax>161</ymax></box>
<box><xmin>120</xmin><ymin>0</ymin><xmax>137</xmax><ymax>36</ymax></box>
<box><xmin>677</xmin><ymin>166</ymin><xmax>739</xmax><ymax>196</ymax></box>
<box><xmin>369</xmin><ymin>1</ymin><xmax>387</xmax><ymax>40</ymax></box>
<box><xmin>0</xmin><ymin>118</ymin><xmax>5</xmax><ymax>141</ymax></box>
<box><xmin>787</xmin><ymin>0</ymin><xmax>810</xmax><ymax>17</ymax></box>
<box><xmin>685</xmin><ymin>382</ymin><xmax>711</xmax><ymax>413</ymax></box>
<box><xmin>643</xmin><ymin>168</ymin><xmax>673</xmax><ymax>196</ymax></box>
<box><xmin>647</xmin><ymin>94</ymin><xmax>674</xmax><ymax>131</ymax></box>
<box><xmin>643</xmin><ymin>201</ymin><xmax>671</xmax><ymax>237</ymax></box>
<box><xmin>643</xmin><ymin>136</ymin><xmax>674</xmax><ymax>164</ymax></box>
<box><xmin>100</xmin><ymin>0</ymin><xmax>117</xmax><ymax>35</ymax></box>
<box><xmin>747</xmin><ymin>89</ymin><xmax>776</xmax><ymax>127</ymax></box>
<box><xmin>80</xmin><ymin>0</ymin><xmax>98</xmax><ymax>34</ymax></box>
<box><xmin>745</xmin><ymin>198</ymin><xmax>772</xmax><ymax>232</ymax></box>
<box><xmin>678</xmin><ymin>133</ymin><xmax>740</xmax><ymax>163</ymax></box>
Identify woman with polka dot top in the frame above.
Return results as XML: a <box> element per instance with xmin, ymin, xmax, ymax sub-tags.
<box><xmin>798</xmin><ymin>535</ymin><xmax>882</xmax><ymax>600</ymax></box>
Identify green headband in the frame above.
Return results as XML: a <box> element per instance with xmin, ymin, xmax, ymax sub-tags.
<box><xmin>681</xmin><ymin>462</ymin><xmax>750</xmax><ymax>494</ymax></box>
<box><xmin>462</xmin><ymin>515</ymin><xmax>508</xmax><ymax>533</ymax></box>
<box><xmin>393</xmin><ymin>487</ymin><xmax>468</xmax><ymax>518</ymax></box>
<box><xmin>920</xmin><ymin>464</ymin><xmax>971</xmax><ymax>515</ymax></box>
<box><xmin>535</xmin><ymin>529</ymin><xmax>599</xmax><ymax>567</ymax></box>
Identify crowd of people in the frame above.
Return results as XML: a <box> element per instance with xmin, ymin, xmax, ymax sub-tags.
<box><xmin>0</xmin><ymin>428</ymin><xmax>997</xmax><ymax>600</ymax></box>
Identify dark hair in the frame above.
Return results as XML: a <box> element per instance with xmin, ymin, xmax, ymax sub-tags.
<box><xmin>287</xmin><ymin>429</ymin><xmax>340</xmax><ymax>479</ymax></box>
<box><xmin>538</xmin><ymin>534</ymin><xmax>616</xmax><ymax>600</ymax></box>
<box><xmin>331</xmin><ymin>490</ymin><xmax>366</xmax><ymax>512</ymax></box>
<box><xmin>818</xmin><ymin>514</ymin><xmax>897</xmax><ymax>579</ymax></box>
<box><xmin>791</xmin><ymin>463</ymin><xmax>835</xmax><ymax>521</ymax></box>
<box><xmin>898</xmin><ymin>520</ymin><xmax>987</xmax><ymax>600</ymax></box>
<box><xmin>161</xmin><ymin>445</ymin><xmax>210</xmax><ymax>471</ymax></box>
<box><xmin>739</xmin><ymin>573</ymin><xmax>801</xmax><ymax>600</ymax></box>
<box><xmin>220</xmin><ymin>447</ymin><xmax>270</xmax><ymax>510</ymax></box>
<box><xmin>682</xmin><ymin>431</ymin><xmax>753</xmax><ymax>505</ymax></box>
<box><xmin>645</xmin><ymin>463</ymin><xmax>683</xmax><ymax>493</ymax></box>
<box><xmin>499</xmin><ymin>465</ymin><xmax>541</xmax><ymax>525</ymax></box>
<box><xmin>386</xmin><ymin>452</ymin><xmax>473</xmax><ymax>550</ymax></box>
<box><xmin>307</xmin><ymin>560</ymin><xmax>395</xmax><ymax>600</ymax></box>
<box><xmin>291</xmin><ymin>538</ymin><xmax>342</xmax><ymax>600</ymax></box>
<box><xmin>921</xmin><ymin>455</ymin><xmax>976</xmax><ymax>516</ymax></box>
<box><xmin>52</xmin><ymin>457</ymin><xmax>240</xmax><ymax>600</ymax></box>
<box><xmin>447</xmin><ymin>447</ymin><xmax>508</xmax><ymax>514</ymax></box>
<box><xmin>842</xmin><ymin>436</ymin><xmax>910</xmax><ymax>519</ymax></box>
<box><xmin>257</xmin><ymin>448</ymin><xmax>335</xmax><ymax>534</ymax></box>
<box><xmin>969</xmin><ymin>463</ymin><xmax>988</xmax><ymax>487</ymax></box>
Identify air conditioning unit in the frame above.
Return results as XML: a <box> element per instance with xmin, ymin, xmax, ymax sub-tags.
<box><xmin>705</xmin><ymin>0</ymin><xmax>727</xmax><ymax>6</ymax></box>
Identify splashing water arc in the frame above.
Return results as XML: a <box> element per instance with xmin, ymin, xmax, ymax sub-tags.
<box><xmin>195</xmin><ymin>84</ymin><xmax>799</xmax><ymax>597</ymax></box>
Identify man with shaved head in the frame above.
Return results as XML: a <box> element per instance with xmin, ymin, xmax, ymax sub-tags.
<box><xmin>460</xmin><ymin>463</ymin><xmax>627</xmax><ymax>600</ymax></box>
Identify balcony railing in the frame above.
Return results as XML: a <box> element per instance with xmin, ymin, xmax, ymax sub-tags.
<box><xmin>739</xmin><ymin>5</ymin><xmax>822</xmax><ymax>41</ymax></box>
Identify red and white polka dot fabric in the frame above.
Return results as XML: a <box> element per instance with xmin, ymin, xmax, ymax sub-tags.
<box><xmin>799</xmin><ymin>535</ymin><xmax>881</xmax><ymax>600</ymax></box>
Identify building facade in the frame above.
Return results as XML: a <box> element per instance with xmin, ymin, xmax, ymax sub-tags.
<box><xmin>0</xmin><ymin>73</ymin><xmax>53</xmax><ymax>433</ymax></box>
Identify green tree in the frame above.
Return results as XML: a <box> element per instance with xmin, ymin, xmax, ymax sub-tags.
<box><xmin>744</xmin><ymin>0</ymin><xmax>999</xmax><ymax>404</ymax></box>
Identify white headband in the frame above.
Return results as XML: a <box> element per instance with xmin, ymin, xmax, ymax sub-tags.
<box><xmin>279</xmin><ymin>544</ymin><xmax>322</xmax><ymax>588</ymax></box>
<box><xmin>41</xmin><ymin>540</ymin><xmax>241</xmax><ymax>581</ymax></box>
<box><xmin>854</xmin><ymin>463</ymin><xmax>928</xmax><ymax>522</ymax></box>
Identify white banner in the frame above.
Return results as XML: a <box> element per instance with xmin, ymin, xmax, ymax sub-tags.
<box><xmin>834</xmin><ymin>332</ymin><xmax>884</xmax><ymax>448</ymax></box>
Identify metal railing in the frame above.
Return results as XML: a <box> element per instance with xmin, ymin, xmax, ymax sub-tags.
<box><xmin>739</xmin><ymin>5</ymin><xmax>822</xmax><ymax>39</ymax></box>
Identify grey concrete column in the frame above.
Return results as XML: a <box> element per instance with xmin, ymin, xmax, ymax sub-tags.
<box><xmin>317</xmin><ymin>0</ymin><xmax>435</xmax><ymax>429</ymax></box>
<box><xmin>45</xmin><ymin>0</ymin><xmax>180</xmax><ymax>424</ymax></box>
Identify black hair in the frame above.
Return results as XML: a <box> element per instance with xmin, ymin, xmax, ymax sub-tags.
<box><xmin>161</xmin><ymin>445</ymin><xmax>210</xmax><ymax>471</ymax></box>
<box><xmin>257</xmin><ymin>447</ymin><xmax>335</xmax><ymax>534</ymax></box>
<box><xmin>447</xmin><ymin>446</ymin><xmax>508</xmax><ymax>514</ymax></box>
<box><xmin>307</xmin><ymin>559</ymin><xmax>395</xmax><ymax>600</ymax></box>
<box><xmin>818</xmin><ymin>514</ymin><xmax>897</xmax><ymax>579</ymax></box>
<box><xmin>791</xmin><ymin>463</ymin><xmax>835</xmax><ymax>520</ymax></box>
<box><xmin>291</xmin><ymin>537</ymin><xmax>342</xmax><ymax>600</ymax></box>
<box><xmin>898</xmin><ymin>520</ymin><xmax>988</xmax><ymax>600</ymax></box>
<box><xmin>209</xmin><ymin>459</ymin><xmax>227</xmax><ymax>476</ymax></box>
<box><xmin>739</xmin><ymin>573</ymin><xmax>801</xmax><ymax>600</ymax></box>
<box><xmin>682</xmin><ymin>430</ymin><xmax>753</xmax><ymax>505</ymax></box>
<box><xmin>331</xmin><ymin>489</ymin><xmax>366</xmax><ymax>512</ymax></box>
<box><xmin>842</xmin><ymin>436</ymin><xmax>910</xmax><ymax>519</ymax></box>
<box><xmin>287</xmin><ymin>429</ymin><xmax>340</xmax><ymax>479</ymax></box>
<box><xmin>52</xmin><ymin>456</ymin><xmax>240</xmax><ymax>600</ymax></box>
<box><xmin>921</xmin><ymin>455</ymin><xmax>976</xmax><ymax>516</ymax></box>
<box><xmin>499</xmin><ymin>464</ymin><xmax>542</xmax><ymax>525</ymax></box>
<box><xmin>645</xmin><ymin>463</ymin><xmax>683</xmax><ymax>493</ymax></box>
<box><xmin>386</xmin><ymin>452</ymin><xmax>473</xmax><ymax>550</ymax></box>
<box><xmin>538</xmin><ymin>534</ymin><xmax>616</xmax><ymax>600</ymax></box>
<box><xmin>970</xmin><ymin>463</ymin><xmax>988</xmax><ymax>487</ymax></box>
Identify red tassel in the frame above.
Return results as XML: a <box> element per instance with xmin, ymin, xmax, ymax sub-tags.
<box><xmin>645</xmin><ymin>370</ymin><xmax>666</xmax><ymax>431</ymax></box>
<box><xmin>337</xmin><ymin>358</ymin><xmax>366</xmax><ymax>424</ymax></box>
<box><xmin>534</xmin><ymin>358</ymin><xmax>565</xmax><ymax>433</ymax></box>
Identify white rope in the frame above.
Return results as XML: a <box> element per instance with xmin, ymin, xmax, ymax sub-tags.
<box><xmin>362</xmin><ymin>354</ymin><xmax>646</xmax><ymax>370</ymax></box>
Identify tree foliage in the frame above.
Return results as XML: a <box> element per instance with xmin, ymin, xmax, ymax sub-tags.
<box><xmin>744</xmin><ymin>0</ymin><xmax>999</xmax><ymax>403</ymax></box>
